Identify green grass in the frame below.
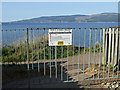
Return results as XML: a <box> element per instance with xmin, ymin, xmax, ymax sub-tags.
<box><xmin>2</xmin><ymin>36</ymin><xmax>102</xmax><ymax>63</ymax></box>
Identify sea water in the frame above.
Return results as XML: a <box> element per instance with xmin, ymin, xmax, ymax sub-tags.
<box><xmin>2</xmin><ymin>22</ymin><xmax>118</xmax><ymax>47</ymax></box>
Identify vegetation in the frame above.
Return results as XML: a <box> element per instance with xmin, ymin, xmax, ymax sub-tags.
<box><xmin>11</xmin><ymin>13</ymin><xmax>118</xmax><ymax>23</ymax></box>
<box><xmin>2</xmin><ymin>35</ymin><xmax>102</xmax><ymax>63</ymax></box>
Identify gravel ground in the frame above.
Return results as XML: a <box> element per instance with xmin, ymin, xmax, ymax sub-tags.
<box><xmin>2</xmin><ymin>53</ymin><xmax>120</xmax><ymax>89</ymax></box>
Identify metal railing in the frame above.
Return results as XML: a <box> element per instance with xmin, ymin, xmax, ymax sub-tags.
<box><xmin>2</xmin><ymin>27</ymin><xmax>120</xmax><ymax>86</ymax></box>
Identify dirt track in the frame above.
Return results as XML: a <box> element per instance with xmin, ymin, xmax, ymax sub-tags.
<box><xmin>2</xmin><ymin>53</ymin><xmax>120</xmax><ymax>88</ymax></box>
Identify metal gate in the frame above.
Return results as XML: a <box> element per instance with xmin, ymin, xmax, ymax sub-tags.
<box><xmin>2</xmin><ymin>27</ymin><xmax>120</xmax><ymax>88</ymax></box>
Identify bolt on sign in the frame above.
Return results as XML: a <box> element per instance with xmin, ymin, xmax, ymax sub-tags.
<box><xmin>48</xmin><ymin>29</ymin><xmax>72</xmax><ymax>46</ymax></box>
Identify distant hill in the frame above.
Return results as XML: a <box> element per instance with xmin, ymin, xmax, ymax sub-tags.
<box><xmin>10</xmin><ymin>13</ymin><xmax>118</xmax><ymax>23</ymax></box>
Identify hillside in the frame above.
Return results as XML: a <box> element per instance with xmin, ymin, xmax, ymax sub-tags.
<box><xmin>11</xmin><ymin>13</ymin><xmax>118</xmax><ymax>23</ymax></box>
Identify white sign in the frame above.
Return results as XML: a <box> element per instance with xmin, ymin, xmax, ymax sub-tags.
<box><xmin>48</xmin><ymin>29</ymin><xmax>72</xmax><ymax>46</ymax></box>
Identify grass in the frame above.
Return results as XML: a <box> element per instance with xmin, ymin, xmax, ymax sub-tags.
<box><xmin>2</xmin><ymin>35</ymin><xmax>102</xmax><ymax>63</ymax></box>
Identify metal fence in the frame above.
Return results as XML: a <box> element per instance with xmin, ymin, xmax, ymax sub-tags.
<box><xmin>2</xmin><ymin>27</ymin><xmax>120</xmax><ymax>88</ymax></box>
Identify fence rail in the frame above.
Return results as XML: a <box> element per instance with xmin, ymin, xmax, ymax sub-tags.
<box><xmin>2</xmin><ymin>27</ymin><xmax>120</xmax><ymax>86</ymax></box>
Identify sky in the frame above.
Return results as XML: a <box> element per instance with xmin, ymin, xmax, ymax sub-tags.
<box><xmin>2</xmin><ymin>2</ymin><xmax>118</xmax><ymax>22</ymax></box>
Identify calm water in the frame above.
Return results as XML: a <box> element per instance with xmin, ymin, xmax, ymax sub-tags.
<box><xmin>2</xmin><ymin>22</ymin><xmax>118</xmax><ymax>47</ymax></box>
<box><xmin>2</xmin><ymin>22</ymin><xmax>118</xmax><ymax>29</ymax></box>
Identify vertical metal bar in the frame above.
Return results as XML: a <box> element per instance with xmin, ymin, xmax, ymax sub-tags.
<box><xmin>55</xmin><ymin>46</ymin><xmax>57</xmax><ymax>78</ymax></box>
<box><xmin>50</xmin><ymin>46</ymin><xmax>51</xmax><ymax>78</ymax></box>
<box><xmin>2</xmin><ymin>30</ymin><xmax>3</xmax><ymax>48</ymax></box>
<box><xmin>47</xmin><ymin>30</ymin><xmax>50</xmax><ymax>78</ymax></box>
<box><xmin>83</xmin><ymin>28</ymin><xmax>86</xmax><ymax>80</ymax></box>
<box><xmin>4</xmin><ymin>30</ymin><xmax>6</xmax><ymax>64</ymax></box>
<box><xmin>114</xmin><ymin>28</ymin><xmax>119</xmax><ymax>66</ymax></box>
<box><xmin>78</xmin><ymin>28</ymin><xmax>81</xmax><ymax>81</ymax></box>
<box><xmin>3</xmin><ymin>30</ymin><xmax>4</xmax><ymax>64</ymax></box>
<box><xmin>2</xmin><ymin>30</ymin><xmax>5</xmax><ymax>65</ymax></box>
<box><xmin>117</xmin><ymin>28</ymin><xmax>120</xmax><ymax>78</ymax></box>
<box><xmin>103</xmin><ymin>28</ymin><xmax>108</xmax><ymax>78</ymax></box>
<box><xmin>3</xmin><ymin>30</ymin><xmax>5</xmax><ymax>64</ymax></box>
<box><xmin>24</xmin><ymin>30</ymin><xmax>26</xmax><ymax>64</ymax></box>
<box><xmin>111</xmin><ymin>28</ymin><xmax>115</xmax><ymax>65</ymax></box>
<box><xmin>19</xmin><ymin>30</ymin><xmax>21</xmax><ymax>65</ymax></box>
<box><xmin>31</xmin><ymin>29</ymin><xmax>34</xmax><ymax>70</ymax></box>
<box><xmin>67</xmin><ymin>45</ymin><xmax>69</xmax><ymax>81</ymax></box>
<box><xmin>72</xmin><ymin>28</ymin><xmax>75</xmax><ymax>81</ymax></box>
<box><xmin>88</xmin><ymin>28</ymin><xmax>91</xmax><ymax>79</ymax></box>
<box><xmin>39</xmin><ymin>28</ymin><xmax>42</xmax><ymax>69</ymax></box>
<box><xmin>96</xmin><ymin>29</ymin><xmax>98</xmax><ymax>66</ymax></box>
<box><xmin>40</xmin><ymin>29</ymin><xmax>42</xmax><ymax>76</ymax></box>
<box><xmin>47</xmin><ymin>29</ymin><xmax>49</xmax><ymax>71</ymax></box>
<box><xmin>6</xmin><ymin>30</ymin><xmax>9</xmax><ymax>65</ymax></box>
<box><xmin>97</xmin><ymin>28</ymin><xmax>99</xmax><ymax>53</ymax></box>
<box><xmin>113</xmin><ymin>28</ymin><xmax>118</xmax><ymax>77</ymax></box>
<box><xmin>15</xmin><ymin>30</ymin><xmax>17</xmax><ymax>64</ymax></box>
<box><xmin>48</xmin><ymin>29</ymin><xmax>51</xmax><ymax>77</ymax></box>
<box><xmin>10</xmin><ymin>30</ymin><xmax>13</xmax><ymax>64</ymax></box>
<box><xmin>52</xmin><ymin>47</ymin><xmax>53</xmax><ymax>66</ymax></box>
<box><xmin>39</xmin><ymin>29</ymin><xmax>41</xmax><ymax>83</ymax></box>
<box><xmin>98</xmin><ymin>29</ymin><xmax>102</xmax><ymax>79</ymax></box>
<box><xmin>102</xmin><ymin>28</ymin><xmax>106</xmax><ymax>65</ymax></box>
<box><xmin>2</xmin><ymin>30</ymin><xmax>4</xmax><ymax>65</ymax></box>
<box><xmin>27</xmin><ymin>28</ymin><xmax>30</xmax><ymax>88</ymax></box>
<box><xmin>61</xmin><ymin>46</ymin><xmax>63</xmax><ymax>80</ymax></box>
<box><xmin>108</xmin><ymin>28</ymin><xmax>112</xmax><ymax>78</ymax></box>
<box><xmin>44</xmin><ymin>28</ymin><xmax>46</xmax><ymax>76</ymax></box>
<box><xmin>37</xmin><ymin>29</ymin><xmax>40</xmax><ymax>72</ymax></box>
<box><xmin>31</xmin><ymin>29</ymin><xmax>34</xmax><ymax>84</ymax></box>
<box><xmin>93</xmin><ymin>29</ymin><xmax>96</xmax><ymax>79</ymax></box>
<box><xmin>112</xmin><ymin>28</ymin><xmax>115</xmax><ymax>77</ymax></box>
